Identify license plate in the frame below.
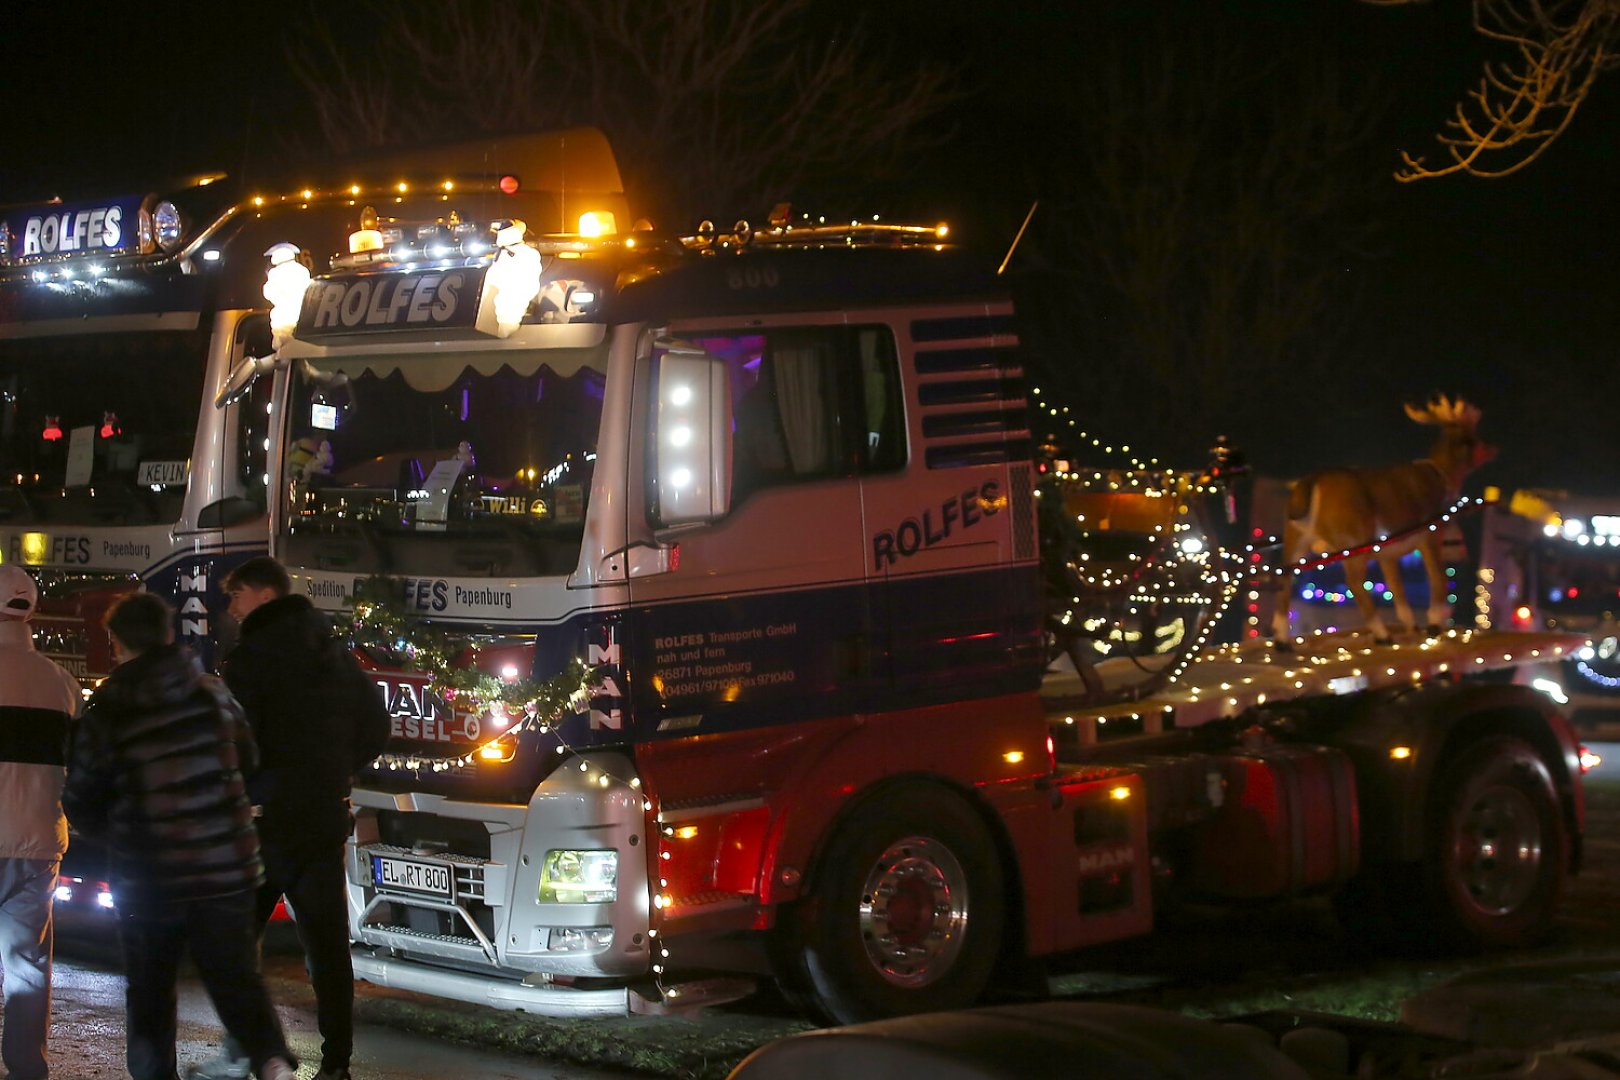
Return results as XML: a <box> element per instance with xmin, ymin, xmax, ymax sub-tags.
<box><xmin>373</xmin><ymin>855</ymin><xmax>453</xmax><ymax>897</ymax></box>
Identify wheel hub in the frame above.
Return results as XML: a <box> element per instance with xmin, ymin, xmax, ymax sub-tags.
<box><xmin>858</xmin><ymin>836</ymin><xmax>969</xmax><ymax>988</ymax></box>
<box><xmin>1453</xmin><ymin>781</ymin><xmax>1543</xmax><ymax>915</ymax></box>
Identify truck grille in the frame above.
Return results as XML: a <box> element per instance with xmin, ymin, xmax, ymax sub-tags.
<box><xmin>358</xmin><ymin>811</ymin><xmax>499</xmax><ymax>946</ymax></box>
<box><xmin>365</xmin><ymin>843</ymin><xmax>490</xmax><ymax>902</ymax></box>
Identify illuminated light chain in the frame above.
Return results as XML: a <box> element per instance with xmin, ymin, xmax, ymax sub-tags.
<box><xmin>1251</xmin><ymin>497</ymin><xmax>1484</xmax><ymax>579</ymax></box>
<box><xmin>1037</xmin><ymin>435</ymin><xmax>1237</xmax><ymax>693</ymax></box>
<box><xmin>1575</xmin><ymin>659</ymin><xmax>1620</xmax><ymax>689</ymax></box>
<box><xmin>1030</xmin><ymin>386</ymin><xmax>1164</xmax><ymax>473</ymax></box>
<box><xmin>1070</xmin><ymin>622</ymin><xmax>1555</xmax><ymax>728</ymax></box>
<box><xmin>1165</xmin><ymin>550</ymin><xmax>1244</xmax><ymax>685</ymax></box>
<box><xmin>346</xmin><ymin>575</ymin><xmax>603</xmax><ymax>772</ymax></box>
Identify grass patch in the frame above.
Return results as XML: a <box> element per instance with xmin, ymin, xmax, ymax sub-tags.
<box><xmin>354</xmin><ymin>992</ymin><xmax>811</xmax><ymax>1079</ymax></box>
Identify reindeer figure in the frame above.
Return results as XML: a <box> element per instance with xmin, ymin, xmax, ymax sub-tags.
<box><xmin>1272</xmin><ymin>396</ymin><xmax>1496</xmax><ymax>647</ymax></box>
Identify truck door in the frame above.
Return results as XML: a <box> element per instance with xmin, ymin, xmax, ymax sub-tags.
<box><xmin>625</xmin><ymin>318</ymin><xmax>883</xmax><ymax>738</ymax></box>
<box><xmin>166</xmin><ymin>309</ymin><xmax>274</xmax><ymax>666</ymax></box>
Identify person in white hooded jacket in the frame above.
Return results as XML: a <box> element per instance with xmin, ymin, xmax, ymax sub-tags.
<box><xmin>0</xmin><ymin>565</ymin><xmax>82</xmax><ymax>1080</ymax></box>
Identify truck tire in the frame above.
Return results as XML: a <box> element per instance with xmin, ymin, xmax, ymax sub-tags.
<box><xmin>1422</xmin><ymin>735</ymin><xmax>1568</xmax><ymax>950</ymax></box>
<box><xmin>796</xmin><ymin>786</ymin><xmax>1005</xmax><ymax>1026</ymax></box>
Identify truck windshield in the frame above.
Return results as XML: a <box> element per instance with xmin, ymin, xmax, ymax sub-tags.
<box><xmin>280</xmin><ymin>346</ymin><xmax>607</xmax><ymax>578</ymax></box>
<box><xmin>0</xmin><ymin>330</ymin><xmax>208</xmax><ymax>525</ymax></box>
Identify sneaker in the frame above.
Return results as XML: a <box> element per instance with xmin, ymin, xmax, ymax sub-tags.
<box><xmin>185</xmin><ymin>1052</ymin><xmax>251</xmax><ymax>1080</ymax></box>
<box><xmin>261</xmin><ymin>1058</ymin><xmax>298</xmax><ymax>1080</ymax></box>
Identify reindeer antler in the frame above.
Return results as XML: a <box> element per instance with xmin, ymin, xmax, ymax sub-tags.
<box><xmin>1404</xmin><ymin>395</ymin><xmax>1481</xmax><ymax>429</ymax></box>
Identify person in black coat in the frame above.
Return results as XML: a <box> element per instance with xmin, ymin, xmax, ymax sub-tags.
<box><xmin>62</xmin><ymin>592</ymin><xmax>296</xmax><ymax>1080</ymax></box>
<box><xmin>188</xmin><ymin>557</ymin><xmax>388</xmax><ymax>1080</ymax></box>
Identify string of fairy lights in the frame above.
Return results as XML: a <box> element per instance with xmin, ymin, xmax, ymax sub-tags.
<box><xmin>1026</xmin><ymin>387</ymin><xmax>1506</xmax><ymax>704</ymax></box>
<box><xmin>1030</xmin><ymin>386</ymin><xmax>1244</xmax><ymax>691</ymax></box>
<box><xmin>344</xmin><ymin>576</ymin><xmax>605</xmax><ymax>771</ymax></box>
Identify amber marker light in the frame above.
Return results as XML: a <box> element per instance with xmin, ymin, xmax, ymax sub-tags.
<box><xmin>1003</xmin><ymin>750</ymin><xmax>1025</xmax><ymax>764</ymax></box>
<box><xmin>1389</xmin><ymin>746</ymin><xmax>1413</xmax><ymax>760</ymax></box>
<box><xmin>1109</xmin><ymin>785</ymin><xmax>1132</xmax><ymax>801</ymax></box>
<box><xmin>478</xmin><ymin>736</ymin><xmax>518</xmax><ymax>763</ymax></box>
<box><xmin>673</xmin><ymin>825</ymin><xmax>699</xmax><ymax>840</ymax></box>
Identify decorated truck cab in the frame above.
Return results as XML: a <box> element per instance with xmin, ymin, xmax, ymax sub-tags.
<box><xmin>254</xmin><ymin>139</ymin><xmax>1590</xmax><ymax>1025</ymax></box>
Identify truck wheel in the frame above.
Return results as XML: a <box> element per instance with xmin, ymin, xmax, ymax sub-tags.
<box><xmin>798</xmin><ymin>786</ymin><xmax>1004</xmax><ymax>1025</ymax></box>
<box><xmin>1423</xmin><ymin>735</ymin><xmax>1568</xmax><ymax>950</ymax></box>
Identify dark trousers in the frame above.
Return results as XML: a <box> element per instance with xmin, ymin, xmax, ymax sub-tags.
<box><xmin>118</xmin><ymin>889</ymin><xmax>292</xmax><ymax>1080</ymax></box>
<box><xmin>257</xmin><ymin>834</ymin><xmax>353</xmax><ymax>1073</ymax></box>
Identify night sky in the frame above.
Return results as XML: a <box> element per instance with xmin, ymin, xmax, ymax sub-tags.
<box><xmin>8</xmin><ymin>1</ymin><xmax>1619</xmax><ymax>495</ymax></box>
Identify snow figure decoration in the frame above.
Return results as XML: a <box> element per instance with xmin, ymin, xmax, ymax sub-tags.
<box><xmin>263</xmin><ymin>242</ymin><xmax>311</xmax><ymax>348</ymax></box>
<box><xmin>485</xmin><ymin>220</ymin><xmax>542</xmax><ymax>337</ymax></box>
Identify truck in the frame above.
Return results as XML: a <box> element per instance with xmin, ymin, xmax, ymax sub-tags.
<box><xmin>1473</xmin><ymin>487</ymin><xmax>1620</xmax><ymax>738</ymax></box>
<box><xmin>245</xmin><ymin>141</ymin><xmax>1594</xmax><ymax>1025</ymax></box>
<box><xmin>0</xmin><ymin>129</ymin><xmax>623</xmax><ymax>679</ymax></box>
<box><xmin>0</xmin><ymin>178</ymin><xmax>277</xmax><ymax>678</ymax></box>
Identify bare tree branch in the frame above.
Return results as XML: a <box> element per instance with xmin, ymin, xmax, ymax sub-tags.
<box><xmin>284</xmin><ymin>0</ymin><xmax>960</xmax><ymax>228</ymax></box>
<box><xmin>1364</xmin><ymin>0</ymin><xmax>1620</xmax><ymax>179</ymax></box>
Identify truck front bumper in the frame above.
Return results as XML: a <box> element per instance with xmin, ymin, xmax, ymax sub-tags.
<box><xmin>350</xmin><ymin>946</ymin><xmax>643</xmax><ymax>1016</ymax></box>
<box><xmin>347</xmin><ymin>751</ymin><xmax>652</xmax><ymax>984</ymax></box>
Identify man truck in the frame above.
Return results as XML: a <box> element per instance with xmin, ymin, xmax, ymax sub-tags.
<box><xmin>242</xmin><ymin>138</ymin><xmax>1591</xmax><ymax>1024</ymax></box>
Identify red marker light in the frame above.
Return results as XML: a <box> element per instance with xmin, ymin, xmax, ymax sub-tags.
<box><xmin>1514</xmin><ymin>605</ymin><xmax>1532</xmax><ymax>625</ymax></box>
<box><xmin>499</xmin><ymin>174</ymin><xmax>521</xmax><ymax>195</ymax></box>
<box><xmin>1569</xmin><ymin>586</ymin><xmax>1580</xmax><ymax>599</ymax></box>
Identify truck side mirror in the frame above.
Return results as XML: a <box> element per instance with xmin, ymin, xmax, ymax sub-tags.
<box><xmin>215</xmin><ymin>353</ymin><xmax>283</xmax><ymax>410</ymax></box>
<box><xmin>651</xmin><ymin>344</ymin><xmax>731</xmax><ymax>527</ymax></box>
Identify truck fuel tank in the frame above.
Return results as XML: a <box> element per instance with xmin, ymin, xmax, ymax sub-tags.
<box><xmin>1186</xmin><ymin>744</ymin><xmax>1360</xmax><ymax>899</ymax></box>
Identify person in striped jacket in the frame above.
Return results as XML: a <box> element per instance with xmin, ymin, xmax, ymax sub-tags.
<box><xmin>62</xmin><ymin>592</ymin><xmax>296</xmax><ymax>1080</ymax></box>
<box><xmin>0</xmin><ymin>564</ymin><xmax>81</xmax><ymax>1080</ymax></box>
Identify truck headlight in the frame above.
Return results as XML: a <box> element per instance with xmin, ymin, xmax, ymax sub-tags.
<box><xmin>538</xmin><ymin>849</ymin><xmax>617</xmax><ymax>903</ymax></box>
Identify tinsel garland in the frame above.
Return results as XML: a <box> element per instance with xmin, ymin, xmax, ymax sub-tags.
<box><xmin>345</xmin><ymin>575</ymin><xmax>601</xmax><ymax>768</ymax></box>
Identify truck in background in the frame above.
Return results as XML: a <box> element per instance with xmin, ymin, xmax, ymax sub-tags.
<box><xmin>0</xmin><ymin>129</ymin><xmax>624</xmax><ymax>678</ymax></box>
<box><xmin>1474</xmin><ymin>488</ymin><xmax>1620</xmax><ymax>738</ymax></box>
<box><xmin>246</xmin><ymin>139</ymin><xmax>1594</xmax><ymax>1025</ymax></box>
<box><xmin>3</xmin><ymin>131</ymin><xmax>627</xmax><ymax>922</ymax></box>
<box><xmin>0</xmin><ymin>179</ymin><xmax>273</xmax><ymax>677</ymax></box>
